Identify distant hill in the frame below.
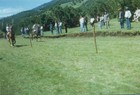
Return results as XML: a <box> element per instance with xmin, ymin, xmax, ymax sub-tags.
<box><xmin>0</xmin><ymin>0</ymin><xmax>139</xmax><ymax>34</ymax></box>
<box><xmin>0</xmin><ymin>0</ymin><xmax>87</xmax><ymax>33</ymax></box>
<box><xmin>33</xmin><ymin>0</ymin><xmax>59</xmax><ymax>10</ymax></box>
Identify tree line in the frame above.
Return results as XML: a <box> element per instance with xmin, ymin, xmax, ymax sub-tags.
<box><xmin>0</xmin><ymin>0</ymin><xmax>140</xmax><ymax>35</ymax></box>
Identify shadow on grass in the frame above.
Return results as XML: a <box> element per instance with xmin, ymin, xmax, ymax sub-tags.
<box><xmin>0</xmin><ymin>58</ymin><xmax>2</xmax><ymax>60</ymax></box>
<box><xmin>36</xmin><ymin>40</ymin><xmax>45</xmax><ymax>42</ymax></box>
<box><xmin>15</xmin><ymin>44</ymin><xmax>28</xmax><ymax>48</ymax></box>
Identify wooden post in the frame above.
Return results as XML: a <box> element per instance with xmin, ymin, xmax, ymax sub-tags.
<box><xmin>30</xmin><ymin>34</ymin><xmax>33</xmax><ymax>47</ymax></box>
<box><xmin>93</xmin><ymin>25</ymin><xmax>98</xmax><ymax>53</ymax></box>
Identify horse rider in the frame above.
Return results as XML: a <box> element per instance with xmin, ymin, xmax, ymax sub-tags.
<box><xmin>6</xmin><ymin>24</ymin><xmax>12</xmax><ymax>39</ymax></box>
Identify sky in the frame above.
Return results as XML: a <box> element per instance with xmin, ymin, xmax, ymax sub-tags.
<box><xmin>0</xmin><ymin>0</ymin><xmax>52</xmax><ymax>18</ymax></box>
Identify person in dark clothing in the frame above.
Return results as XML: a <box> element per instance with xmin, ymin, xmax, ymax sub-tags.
<box><xmin>64</xmin><ymin>21</ymin><xmax>68</xmax><ymax>33</ymax></box>
<box><xmin>119</xmin><ymin>8</ymin><xmax>125</xmax><ymax>29</ymax></box>
<box><xmin>49</xmin><ymin>22</ymin><xmax>53</xmax><ymax>34</ymax></box>
<box><xmin>84</xmin><ymin>16</ymin><xmax>88</xmax><ymax>31</ymax></box>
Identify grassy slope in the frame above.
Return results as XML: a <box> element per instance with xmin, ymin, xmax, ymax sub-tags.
<box><xmin>61</xmin><ymin>0</ymin><xmax>88</xmax><ymax>8</ymax></box>
<box><xmin>0</xmin><ymin>36</ymin><xmax>140</xmax><ymax>95</ymax></box>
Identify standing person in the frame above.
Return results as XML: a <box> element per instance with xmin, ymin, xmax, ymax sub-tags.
<box><xmin>79</xmin><ymin>16</ymin><xmax>85</xmax><ymax>32</ymax></box>
<box><xmin>119</xmin><ymin>8</ymin><xmax>124</xmax><ymax>29</ymax></box>
<box><xmin>99</xmin><ymin>14</ymin><xmax>104</xmax><ymax>29</ymax></box>
<box><xmin>20</xmin><ymin>26</ymin><xmax>25</xmax><ymax>37</ymax></box>
<box><xmin>96</xmin><ymin>15</ymin><xmax>100</xmax><ymax>22</ymax></box>
<box><xmin>64</xmin><ymin>21</ymin><xmax>68</xmax><ymax>33</ymax></box>
<box><xmin>25</xmin><ymin>27</ymin><xmax>29</xmax><ymax>35</ymax></box>
<box><xmin>40</xmin><ymin>25</ymin><xmax>43</xmax><ymax>36</ymax></box>
<box><xmin>49</xmin><ymin>22</ymin><xmax>53</xmax><ymax>34</ymax></box>
<box><xmin>104</xmin><ymin>12</ymin><xmax>110</xmax><ymax>29</ymax></box>
<box><xmin>90</xmin><ymin>17</ymin><xmax>95</xmax><ymax>27</ymax></box>
<box><xmin>125</xmin><ymin>7</ymin><xmax>132</xmax><ymax>29</ymax></box>
<box><xmin>59</xmin><ymin>21</ymin><xmax>63</xmax><ymax>34</ymax></box>
<box><xmin>84</xmin><ymin>16</ymin><xmax>88</xmax><ymax>31</ymax></box>
<box><xmin>55</xmin><ymin>20</ymin><xmax>59</xmax><ymax>34</ymax></box>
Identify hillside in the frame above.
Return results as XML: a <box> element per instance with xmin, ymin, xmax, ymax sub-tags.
<box><xmin>0</xmin><ymin>0</ymin><xmax>140</xmax><ymax>34</ymax></box>
<box><xmin>0</xmin><ymin>0</ymin><xmax>87</xmax><ymax>33</ymax></box>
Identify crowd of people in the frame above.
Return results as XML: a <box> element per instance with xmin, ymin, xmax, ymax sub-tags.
<box><xmin>79</xmin><ymin>11</ymin><xmax>110</xmax><ymax>32</ymax></box>
<box><xmin>19</xmin><ymin>20</ymin><xmax>68</xmax><ymax>38</ymax></box>
<box><xmin>4</xmin><ymin>6</ymin><xmax>140</xmax><ymax>41</ymax></box>
<box><xmin>78</xmin><ymin>7</ymin><xmax>140</xmax><ymax>31</ymax></box>
<box><xmin>119</xmin><ymin>7</ymin><xmax>132</xmax><ymax>30</ymax></box>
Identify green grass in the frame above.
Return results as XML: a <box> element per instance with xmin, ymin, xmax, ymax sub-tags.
<box><xmin>0</xmin><ymin>36</ymin><xmax>140</xmax><ymax>95</ymax></box>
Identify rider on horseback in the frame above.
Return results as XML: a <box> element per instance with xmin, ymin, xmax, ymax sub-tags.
<box><xmin>6</xmin><ymin>24</ymin><xmax>12</xmax><ymax>39</ymax></box>
<box><xmin>6</xmin><ymin>24</ymin><xmax>16</xmax><ymax>46</ymax></box>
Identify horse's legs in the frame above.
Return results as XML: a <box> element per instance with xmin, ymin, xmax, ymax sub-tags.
<box><xmin>12</xmin><ymin>38</ymin><xmax>16</xmax><ymax>46</ymax></box>
<box><xmin>8</xmin><ymin>38</ymin><xmax>13</xmax><ymax>46</ymax></box>
<box><xmin>7</xmin><ymin>34</ymin><xmax>12</xmax><ymax>46</ymax></box>
<box><xmin>36</xmin><ymin>35</ymin><xmax>38</xmax><ymax>41</ymax></box>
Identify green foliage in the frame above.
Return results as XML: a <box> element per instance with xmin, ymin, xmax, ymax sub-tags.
<box><xmin>0</xmin><ymin>31</ymin><xmax>4</xmax><ymax>38</ymax></box>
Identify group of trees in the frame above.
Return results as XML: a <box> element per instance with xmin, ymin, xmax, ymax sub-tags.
<box><xmin>0</xmin><ymin>0</ymin><xmax>140</xmax><ymax>35</ymax></box>
<box><xmin>80</xmin><ymin>0</ymin><xmax>140</xmax><ymax>18</ymax></box>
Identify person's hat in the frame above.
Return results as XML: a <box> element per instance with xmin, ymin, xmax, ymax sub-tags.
<box><xmin>125</xmin><ymin>6</ymin><xmax>128</xmax><ymax>10</ymax></box>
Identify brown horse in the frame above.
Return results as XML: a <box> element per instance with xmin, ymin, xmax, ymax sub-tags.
<box><xmin>7</xmin><ymin>30</ymin><xmax>16</xmax><ymax>46</ymax></box>
<box><xmin>30</xmin><ymin>30</ymin><xmax>41</xmax><ymax>41</ymax></box>
<box><xmin>30</xmin><ymin>24</ymin><xmax>41</xmax><ymax>41</ymax></box>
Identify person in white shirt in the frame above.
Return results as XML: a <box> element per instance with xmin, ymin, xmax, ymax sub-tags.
<box><xmin>40</xmin><ymin>25</ymin><xmax>43</xmax><ymax>36</ymax></box>
<box><xmin>125</xmin><ymin>7</ymin><xmax>132</xmax><ymax>29</ymax></box>
<box><xmin>59</xmin><ymin>21</ymin><xmax>62</xmax><ymax>34</ymax></box>
<box><xmin>79</xmin><ymin>16</ymin><xmax>85</xmax><ymax>32</ymax></box>
<box><xmin>90</xmin><ymin>17</ymin><xmax>95</xmax><ymax>27</ymax></box>
<box><xmin>104</xmin><ymin>12</ymin><xmax>110</xmax><ymax>29</ymax></box>
<box><xmin>6</xmin><ymin>24</ymin><xmax>12</xmax><ymax>39</ymax></box>
<box><xmin>99</xmin><ymin>14</ymin><xmax>104</xmax><ymax>29</ymax></box>
<box><xmin>55</xmin><ymin>21</ymin><xmax>59</xmax><ymax>34</ymax></box>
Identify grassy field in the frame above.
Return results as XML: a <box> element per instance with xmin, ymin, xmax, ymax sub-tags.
<box><xmin>0</xmin><ymin>35</ymin><xmax>140</xmax><ymax>95</ymax></box>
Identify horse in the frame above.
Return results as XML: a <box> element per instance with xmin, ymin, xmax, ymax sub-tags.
<box><xmin>30</xmin><ymin>24</ymin><xmax>41</xmax><ymax>41</ymax></box>
<box><xmin>7</xmin><ymin>30</ymin><xmax>16</xmax><ymax>46</ymax></box>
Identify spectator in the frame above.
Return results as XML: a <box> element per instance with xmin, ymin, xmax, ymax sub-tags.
<box><xmin>84</xmin><ymin>16</ymin><xmax>88</xmax><ymax>31</ymax></box>
<box><xmin>40</xmin><ymin>25</ymin><xmax>43</xmax><ymax>36</ymax></box>
<box><xmin>79</xmin><ymin>16</ymin><xmax>85</xmax><ymax>32</ymax></box>
<box><xmin>99</xmin><ymin>14</ymin><xmax>104</xmax><ymax>29</ymax></box>
<box><xmin>90</xmin><ymin>17</ymin><xmax>95</xmax><ymax>27</ymax></box>
<box><xmin>104</xmin><ymin>12</ymin><xmax>110</xmax><ymax>29</ymax></box>
<box><xmin>20</xmin><ymin>26</ymin><xmax>25</xmax><ymax>37</ymax></box>
<box><xmin>119</xmin><ymin>8</ymin><xmax>125</xmax><ymax>29</ymax></box>
<box><xmin>125</xmin><ymin>7</ymin><xmax>132</xmax><ymax>29</ymax></box>
<box><xmin>64</xmin><ymin>21</ymin><xmax>68</xmax><ymax>33</ymax></box>
<box><xmin>49</xmin><ymin>22</ymin><xmax>53</xmax><ymax>34</ymax></box>
<box><xmin>55</xmin><ymin>20</ymin><xmax>59</xmax><ymax>34</ymax></box>
<box><xmin>59</xmin><ymin>21</ymin><xmax>63</xmax><ymax>34</ymax></box>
